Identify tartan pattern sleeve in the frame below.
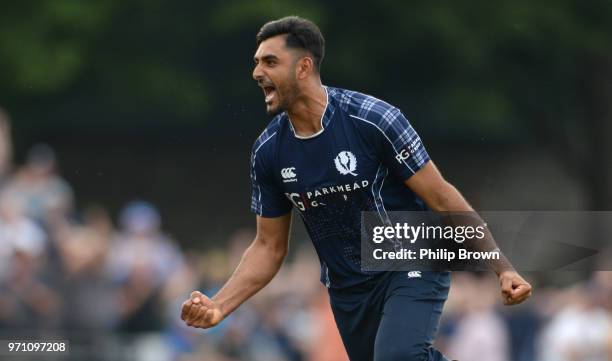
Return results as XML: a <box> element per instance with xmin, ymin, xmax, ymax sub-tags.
<box><xmin>250</xmin><ymin>123</ymin><xmax>293</xmax><ymax>217</ymax></box>
<box><xmin>333</xmin><ymin>88</ymin><xmax>430</xmax><ymax>181</ymax></box>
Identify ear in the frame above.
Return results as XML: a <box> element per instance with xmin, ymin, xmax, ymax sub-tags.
<box><xmin>295</xmin><ymin>56</ymin><xmax>314</xmax><ymax>80</ymax></box>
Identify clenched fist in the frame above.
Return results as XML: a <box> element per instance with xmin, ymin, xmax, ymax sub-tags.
<box><xmin>181</xmin><ymin>291</ymin><xmax>224</xmax><ymax>329</ymax></box>
<box><xmin>499</xmin><ymin>271</ymin><xmax>532</xmax><ymax>305</ymax></box>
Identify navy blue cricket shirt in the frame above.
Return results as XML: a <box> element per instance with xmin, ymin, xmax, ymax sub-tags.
<box><xmin>250</xmin><ymin>86</ymin><xmax>430</xmax><ymax>289</ymax></box>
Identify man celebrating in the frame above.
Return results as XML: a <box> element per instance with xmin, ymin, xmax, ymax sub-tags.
<box><xmin>181</xmin><ymin>16</ymin><xmax>532</xmax><ymax>361</ymax></box>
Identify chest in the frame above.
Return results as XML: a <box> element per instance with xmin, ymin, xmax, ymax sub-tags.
<box><xmin>273</xmin><ymin>117</ymin><xmax>383</xmax><ymax>210</ymax></box>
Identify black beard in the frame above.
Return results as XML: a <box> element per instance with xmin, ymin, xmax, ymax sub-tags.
<box><xmin>266</xmin><ymin>91</ymin><xmax>290</xmax><ymax>116</ymax></box>
<box><xmin>266</xmin><ymin>105</ymin><xmax>283</xmax><ymax>116</ymax></box>
<box><xmin>264</xmin><ymin>78</ymin><xmax>299</xmax><ymax>116</ymax></box>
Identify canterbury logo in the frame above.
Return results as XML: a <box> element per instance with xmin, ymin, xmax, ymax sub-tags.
<box><xmin>407</xmin><ymin>271</ymin><xmax>422</xmax><ymax>278</ymax></box>
<box><xmin>281</xmin><ymin>167</ymin><xmax>297</xmax><ymax>179</ymax></box>
<box><xmin>334</xmin><ymin>151</ymin><xmax>358</xmax><ymax>176</ymax></box>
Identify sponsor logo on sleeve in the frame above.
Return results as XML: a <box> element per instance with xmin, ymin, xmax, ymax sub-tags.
<box><xmin>395</xmin><ymin>139</ymin><xmax>422</xmax><ymax>164</ymax></box>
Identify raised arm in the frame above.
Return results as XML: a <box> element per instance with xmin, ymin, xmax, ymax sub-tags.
<box><xmin>181</xmin><ymin>212</ymin><xmax>292</xmax><ymax>328</ymax></box>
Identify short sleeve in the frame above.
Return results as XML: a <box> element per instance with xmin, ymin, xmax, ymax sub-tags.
<box><xmin>250</xmin><ymin>147</ymin><xmax>292</xmax><ymax>217</ymax></box>
<box><xmin>378</xmin><ymin>108</ymin><xmax>430</xmax><ymax>181</ymax></box>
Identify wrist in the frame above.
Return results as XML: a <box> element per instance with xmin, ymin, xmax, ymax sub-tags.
<box><xmin>487</xmin><ymin>254</ymin><xmax>515</xmax><ymax>277</ymax></box>
<box><xmin>211</xmin><ymin>295</ymin><xmax>228</xmax><ymax>318</ymax></box>
<box><xmin>497</xmin><ymin>268</ymin><xmax>516</xmax><ymax>278</ymax></box>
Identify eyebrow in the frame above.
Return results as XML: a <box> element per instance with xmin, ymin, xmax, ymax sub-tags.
<box><xmin>254</xmin><ymin>54</ymin><xmax>280</xmax><ymax>63</ymax></box>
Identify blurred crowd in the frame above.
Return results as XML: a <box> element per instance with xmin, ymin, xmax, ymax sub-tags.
<box><xmin>1</xmin><ymin>109</ymin><xmax>611</xmax><ymax>361</ymax></box>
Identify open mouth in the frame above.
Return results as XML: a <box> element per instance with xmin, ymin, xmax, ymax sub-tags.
<box><xmin>262</xmin><ymin>85</ymin><xmax>277</xmax><ymax>104</ymax></box>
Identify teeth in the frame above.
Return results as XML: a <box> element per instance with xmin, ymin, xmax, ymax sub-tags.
<box><xmin>265</xmin><ymin>88</ymin><xmax>275</xmax><ymax>103</ymax></box>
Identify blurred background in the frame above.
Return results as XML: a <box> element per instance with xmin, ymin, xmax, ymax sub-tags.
<box><xmin>1</xmin><ymin>0</ymin><xmax>611</xmax><ymax>360</ymax></box>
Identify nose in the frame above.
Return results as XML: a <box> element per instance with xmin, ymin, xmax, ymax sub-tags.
<box><xmin>252</xmin><ymin>63</ymin><xmax>263</xmax><ymax>82</ymax></box>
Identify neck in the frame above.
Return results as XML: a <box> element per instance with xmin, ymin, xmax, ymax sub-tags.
<box><xmin>286</xmin><ymin>80</ymin><xmax>327</xmax><ymax>138</ymax></box>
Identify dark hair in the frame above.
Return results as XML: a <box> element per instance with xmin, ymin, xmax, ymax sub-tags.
<box><xmin>256</xmin><ymin>16</ymin><xmax>325</xmax><ymax>72</ymax></box>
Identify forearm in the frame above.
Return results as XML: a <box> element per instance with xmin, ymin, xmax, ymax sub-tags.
<box><xmin>211</xmin><ymin>237</ymin><xmax>286</xmax><ymax>318</ymax></box>
<box><xmin>427</xmin><ymin>181</ymin><xmax>515</xmax><ymax>275</ymax></box>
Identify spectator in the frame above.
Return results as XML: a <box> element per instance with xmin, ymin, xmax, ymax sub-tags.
<box><xmin>0</xmin><ymin>192</ymin><xmax>47</xmax><ymax>282</ymax></box>
<box><xmin>443</xmin><ymin>273</ymin><xmax>510</xmax><ymax>361</ymax></box>
<box><xmin>3</xmin><ymin>143</ymin><xmax>74</xmax><ymax>224</ymax></box>
<box><xmin>538</xmin><ymin>274</ymin><xmax>612</xmax><ymax>361</ymax></box>
<box><xmin>108</xmin><ymin>201</ymin><xmax>185</xmax><ymax>332</ymax></box>
<box><xmin>56</xmin><ymin>222</ymin><xmax>117</xmax><ymax>331</ymax></box>
<box><xmin>0</xmin><ymin>191</ymin><xmax>60</xmax><ymax>329</ymax></box>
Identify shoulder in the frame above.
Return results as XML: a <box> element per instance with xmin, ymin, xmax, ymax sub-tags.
<box><xmin>252</xmin><ymin>114</ymin><xmax>287</xmax><ymax>156</ymax></box>
<box><xmin>329</xmin><ymin>88</ymin><xmax>401</xmax><ymax>123</ymax></box>
<box><xmin>328</xmin><ymin>87</ymin><xmax>402</xmax><ymax>127</ymax></box>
